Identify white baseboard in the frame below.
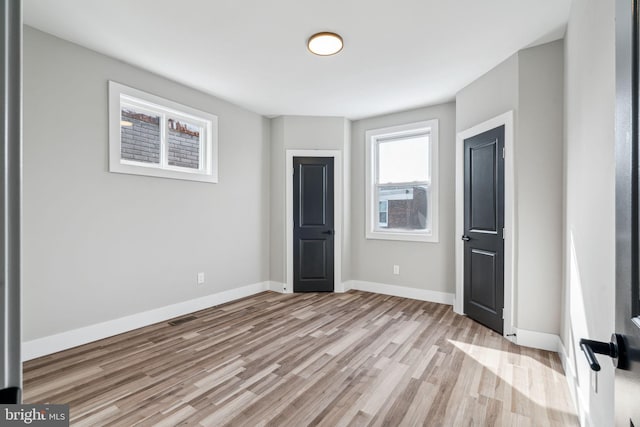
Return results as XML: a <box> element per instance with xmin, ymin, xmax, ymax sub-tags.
<box><xmin>268</xmin><ymin>281</ymin><xmax>286</xmax><ymax>293</ymax></box>
<box><xmin>349</xmin><ymin>280</ymin><xmax>454</xmax><ymax>305</ymax></box>
<box><xmin>22</xmin><ymin>281</ymin><xmax>270</xmax><ymax>361</ymax></box>
<box><xmin>342</xmin><ymin>280</ymin><xmax>355</xmax><ymax>292</ymax></box>
<box><xmin>514</xmin><ymin>327</ymin><xmax>561</xmax><ymax>352</ymax></box>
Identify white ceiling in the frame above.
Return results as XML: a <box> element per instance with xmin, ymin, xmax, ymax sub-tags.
<box><xmin>23</xmin><ymin>0</ymin><xmax>571</xmax><ymax>120</ymax></box>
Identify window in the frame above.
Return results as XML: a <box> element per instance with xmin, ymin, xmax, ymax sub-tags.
<box><xmin>365</xmin><ymin>120</ymin><xmax>439</xmax><ymax>242</ymax></box>
<box><xmin>109</xmin><ymin>81</ymin><xmax>218</xmax><ymax>183</ymax></box>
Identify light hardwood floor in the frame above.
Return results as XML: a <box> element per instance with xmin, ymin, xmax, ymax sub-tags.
<box><xmin>24</xmin><ymin>291</ymin><xmax>578</xmax><ymax>426</ymax></box>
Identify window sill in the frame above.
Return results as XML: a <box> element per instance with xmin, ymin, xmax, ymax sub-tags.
<box><xmin>109</xmin><ymin>162</ymin><xmax>217</xmax><ymax>183</ymax></box>
<box><xmin>366</xmin><ymin>230</ymin><xmax>439</xmax><ymax>243</ymax></box>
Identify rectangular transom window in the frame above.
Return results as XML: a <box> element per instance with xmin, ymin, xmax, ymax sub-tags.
<box><xmin>109</xmin><ymin>81</ymin><xmax>218</xmax><ymax>183</ymax></box>
<box><xmin>365</xmin><ymin>120</ymin><xmax>439</xmax><ymax>242</ymax></box>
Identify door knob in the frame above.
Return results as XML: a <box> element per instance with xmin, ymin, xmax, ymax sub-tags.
<box><xmin>322</xmin><ymin>230</ymin><xmax>335</xmax><ymax>235</ymax></box>
<box><xmin>579</xmin><ymin>333</ymin><xmax>627</xmax><ymax>371</ymax></box>
<box><xmin>461</xmin><ymin>235</ymin><xmax>471</xmax><ymax>241</ymax></box>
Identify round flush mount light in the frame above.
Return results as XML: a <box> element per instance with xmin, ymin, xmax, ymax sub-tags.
<box><xmin>307</xmin><ymin>32</ymin><xmax>343</xmax><ymax>56</ymax></box>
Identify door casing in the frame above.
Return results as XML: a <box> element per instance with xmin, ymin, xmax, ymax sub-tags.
<box><xmin>614</xmin><ymin>0</ymin><xmax>640</xmax><ymax>424</ymax></box>
<box><xmin>286</xmin><ymin>150</ymin><xmax>343</xmax><ymax>294</ymax></box>
<box><xmin>0</xmin><ymin>0</ymin><xmax>22</xmax><ymax>402</ymax></box>
<box><xmin>455</xmin><ymin>111</ymin><xmax>515</xmax><ymax>341</ymax></box>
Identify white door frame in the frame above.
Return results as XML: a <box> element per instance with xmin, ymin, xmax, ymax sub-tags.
<box><xmin>455</xmin><ymin>111</ymin><xmax>516</xmax><ymax>341</ymax></box>
<box><xmin>286</xmin><ymin>150</ymin><xmax>343</xmax><ymax>294</ymax></box>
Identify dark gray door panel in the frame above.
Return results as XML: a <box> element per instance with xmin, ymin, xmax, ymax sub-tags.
<box><xmin>463</xmin><ymin>126</ymin><xmax>505</xmax><ymax>334</ymax></box>
<box><xmin>293</xmin><ymin>157</ymin><xmax>334</xmax><ymax>292</ymax></box>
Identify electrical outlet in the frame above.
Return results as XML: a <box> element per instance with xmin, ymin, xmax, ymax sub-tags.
<box><xmin>197</xmin><ymin>272</ymin><xmax>205</xmax><ymax>285</ymax></box>
<box><xmin>393</xmin><ymin>265</ymin><xmax>400</xmax><ymax>275</ymax></box>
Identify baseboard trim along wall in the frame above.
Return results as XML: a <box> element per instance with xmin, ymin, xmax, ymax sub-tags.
<box><xmin>268</xmin><ymin>281</ymin><xmax>286</xmax><ymax>293</ymax></box>
<box><xmin>347</xmin><ymin>280</ymin><xmax>455</xmax><ymax>305</ymax></box>
<box><xmin>22</xmin><ymin>281</ymin><xmax>271</xmax><ymax>361</ymax></box>
<box><xmin>342</xmin><ymin>280</ymin><xmax>354</xmax><ymax>292</ymax></box>
<box><xmin>24</xmin><ymin>279</ymin><xmax>558</xmax><ymax>361</ymax></box>
<box><xmin>514</xmin><ymin>327</ymin><xmax>561</xmax><ymax>352</ymax></box>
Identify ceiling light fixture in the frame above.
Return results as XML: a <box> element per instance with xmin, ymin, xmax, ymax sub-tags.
<box><xmin>307</xmin><ymin>32</ymin><xmax>343</xmax><ymax>56</ymax></box>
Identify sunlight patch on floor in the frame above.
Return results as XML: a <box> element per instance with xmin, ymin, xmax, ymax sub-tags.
<box><xmin>448</xmin><ymin>338</ymin><xmax>569</xmax><ymax>413</ymax></box>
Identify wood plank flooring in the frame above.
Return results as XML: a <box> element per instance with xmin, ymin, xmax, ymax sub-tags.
<box><xmin>23</xmin><ymin>291</ymin><xmax>578</xmax><ymax>426</ymax></box>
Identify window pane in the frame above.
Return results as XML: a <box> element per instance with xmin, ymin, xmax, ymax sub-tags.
<box><xmin>378</xmin><ymin>135</ymin><xmax>429</xmax><ymax>184</ymax></box>
<box><xmin>168</xmin><ymin>118</ymin><xmax>202</xmax><ymax>169</ymax></box>
<box><xmin>121</xmin><ymin>107</ymin><xmax>161</xmax><ymax>164</ymax></box>
<box><xmin>378</xmin><ymin>201</ymin><xmax>388</xmax><ymax>226</ymax></box>
<box><xmin>377</xmin><ymin>185</ymin><xmax>428</xmax><ymax>230</ymax></box>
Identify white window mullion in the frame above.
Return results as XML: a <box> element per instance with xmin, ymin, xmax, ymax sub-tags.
<box><xmin>161</xmin><ymin>112</ymin><xmax>168</xmax><ymax>168</ymax></box>
<box><xmin>374</xmin><ymin>183</ymin><xmax>381</xmax><ymax>231</ymax></box>
<box><xmin>375</xmin><ymin>138</ymin><xmax>381</xmax><ymax>187</ymax></box>
<box><xmin>376</xmin><ymin>181</ymin><xmax>429</xmax><ymax>189</ymax></box>
<box><xmin>199</xmin><ymin>128</ymin><xmax>205</xmax><ymax>171</ymax></box>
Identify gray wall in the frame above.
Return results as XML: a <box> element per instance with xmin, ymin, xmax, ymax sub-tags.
<box><xmin>269</xmin><ymin>115</ymin><xmax>351</xmax><ymax>285</ymax></box>
<box><xmin>270</xmin><ymin>117</ymin><xmax>286</xmax><ymax>284</ymax></box>
<box><xmin>456</xmin><ymin>54</ymin><xmax>519</xmax><ymax>132</ymax></box>
<box><xmin>23</xmin><ymin>27</ymin><xmax>271</xmax><ymax>341</ymax></box>
<box><xmin>562</xmin><ymin>0</ymin><xmax>615</xmax><ymax>425</ymax></box>
<box><xmin>516</xmin><ymin>41</ymin><xmax>564</xmax><ymax>334</ymax></box>
<box><xmin>350</xmin><ymin>103</ymin><xmax>456</xmax><ymax>293</ymax></box>
<box><xmin>456</xmin><ymin>41</ymin><xmax>564</xmax><ymax>336</ymax></box>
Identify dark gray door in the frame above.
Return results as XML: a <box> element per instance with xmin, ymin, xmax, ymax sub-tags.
<box><xmin>293</xmin><ymin>157</ymin><xmax>334</xmax><ymax>292</ymax></box>
<box><xmin>0</xmin><ymin>0</ymin><xmax>22</xmax><ymax>404</ymax></box>
<box><xmin>463</xmin><ymin>126</ymin><xmax>505</xmax><ymax>334</ymax></box>
<box><xmin>615</xmin><ymin>1</ymin><xmax>640</xmax><ymax>424</ymax></box>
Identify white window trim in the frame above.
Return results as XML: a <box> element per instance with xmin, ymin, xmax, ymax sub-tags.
<box><xmin>365</xmin><ymin>119</ymin><xmax>439</xmax><ymax>243</ymax></box>
<box><xmin>108</xmin><ymin>81</ymin><xmax>218</xmax><ymax>183</ymax></box>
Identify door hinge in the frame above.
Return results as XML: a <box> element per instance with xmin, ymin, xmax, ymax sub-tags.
<box><xmin>502</xmin><ymin>147</ymin><xmax>505</xmax><ymax>159</ymax></box>
<box><xmin>502</xmin><ymin>228</ymin><xmax>505</xmax><ymax>239</ymax></box>
<box><xmin>501</xmin><ymin>308</ymin><xmax>504</xmax><ymax>319</ymax></box>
